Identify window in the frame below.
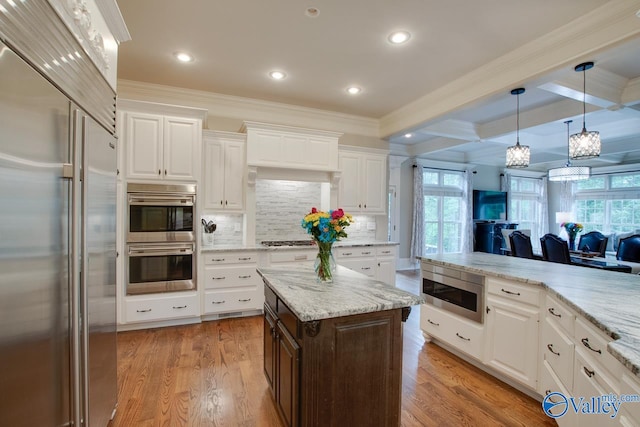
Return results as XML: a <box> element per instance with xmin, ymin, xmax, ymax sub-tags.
<box><xmin>574</xmin><ymin>173</ymin><xmax>640</xmax><ymax>234</ymax></box>
<box><xmin>509</xmin><ymin>176</ymin><xmax>545</xmax><ymax>249</ymax></box>
<box><xmin>422</xmin><ymin>169</ymin><xmax>466</xmax><ymax>254</ymax></box>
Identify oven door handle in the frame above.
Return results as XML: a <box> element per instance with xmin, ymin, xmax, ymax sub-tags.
<box><xmin>129</xmin><ymin>246</ymin><xmax>193</xmax><ymax>256</ymax></box>
<box><xmin>128</xmin><ymin>196</ymin><xmax>195</xmax><ymax>206</ymax></box>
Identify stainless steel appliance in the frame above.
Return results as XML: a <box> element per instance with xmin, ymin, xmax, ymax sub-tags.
<box><xmin>0</xmin><ymin>18</ymin><xmax>117</xmax><ymax>427</ymax></box>
<box><xmin>261</xmin><ymin>240</ymin><xmax>315</xmax><ymax>247</ymax></box>
<box><xmin>422</xmin><ymin>264</ymin><xmax>485</xmax><ymax>323</ymax></box>
<box><xmin>127</xmin><ymin>183</ymin><xmax>196</xmax><ymax>243</ymax></box>
<box><xmin>126</xmin><ymin>242</ymin><xmax>196</xmax><ymax>295</ymax></box>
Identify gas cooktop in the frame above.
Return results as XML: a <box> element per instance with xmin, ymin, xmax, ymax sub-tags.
<box><xmin>261</xmin><ymin>240</ymin><xmax>315</xmax><ymax>247</ymax></box>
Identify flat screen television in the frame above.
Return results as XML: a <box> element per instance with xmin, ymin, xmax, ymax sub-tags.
<box><xmin>473</xmin><ymin>190</ymin><xmax>507</xmax><ymax>221</ymax></box>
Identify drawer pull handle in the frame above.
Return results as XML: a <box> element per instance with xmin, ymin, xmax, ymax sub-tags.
<box><xmin>361</xmin><ymin>267</ymin><xmax>371</xmax><ymax>270</ymax></box>
<box><xmin>548</xmin><ymin>307</ymin><xmax>562</xmax><ymax>318</ymax></box>
<box><xmin>239</xmin><ymin>275</ymin><xmax>252</xmax><ymax>279</ymax></box>
<box><xmin>456</xmin><ymin>332</ymin><xmax>470</xmax><ymax>341</ymax></box>
<box><xmin>238</xmin><ymin>298</ymin><xmax>252</xmax><ymax>302</ymax></box>
<box><xmin>427</xmin><ymin>319</ymin><xmax>440</xmax><ymax>326</ymax></box>
<box><xmin>501</xmin><ymin>288</ymin><xmax>521</xmax><ymax>296</ymax></box>
<box><xmin>136</xmin><ymin>309</ymin><xmax>152</xmax><ymax>313</ymax></box>
<box><xmin>545</xmin><ymin>389</ymin><xmax>552</xmax><ymax>396</ymax></box>
<box><xmin>238</xmin><ymin>257</ymin><xmax>252</xmax><ymax>261</ymax></box>
<box><xmin>581</xmin><ymin>338</ymin><xmax>602</xmax><ymax>354</ymax></box>
<box><xmin>547</xmin><ymin>344</ymin><xmax>560</xmax><ymax>356</ymax></box>
<box><xmin>294</xmin><ymin>255</ymin><xmax>307</xmax><ymax>260</ymax></box>
<box><xmin>583</xmin><ymin>366</ymin><xmax>595</xmax><ymax>378</ymax></box>
<box><xmin>381</xmin><ymin>250</ymin><xmax>391</xmax><ymax>254</ymax></box>
<box><xmin>211</xmin><ymin>258</ymin><xmax>225</xmax><ymax>262</ymax></box>
<box><xmin>173</xmin><ymin>305</ymin><xmax>187</xmax><ymax>309</ymax></box>
<box><xmin>212</xmin><ymin>276</ymin><xmax>226</xmax><ymax>280</ymax></box>
<box><xmin>212</xmin><ymin>300</ymin><xmax>226</xmax><ymax>304</ymax></box>
<box><xmin>342</xmin><ymin>252</ymin><xmax>353</xmax><ymax>256</ymax></box>
<box><xmin>362</xmin><ymin>251</ymin><xmax>372</xmax><ymax>255</ymax></box>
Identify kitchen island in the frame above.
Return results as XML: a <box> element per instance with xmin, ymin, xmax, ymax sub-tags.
<box><xmin>257</xmin><ymin>265</ymin><xmax>423</xmax><ymax>427</ymax></box>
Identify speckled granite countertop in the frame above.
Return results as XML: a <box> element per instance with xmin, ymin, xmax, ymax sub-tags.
<box><xmin>418</xmin><ymin>253</ymin><xmax>640</xmax><ymax>378</ymax></box>
<box><xmin>257</xmin><ymin>265</ymin><xmax>424</xmax><ymax>322</ymax></box>
<box><xmin>200</xmin><ymin>241</ymin><xmax>398</xmax><ymax>253</ymax></box>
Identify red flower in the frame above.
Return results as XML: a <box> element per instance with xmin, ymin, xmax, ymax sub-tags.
<box><xmin>311</xmin><ymin>207</ymin><xmax>318</xmax><ymax>213</ymax></box>
<box><xmin>331</xmin><ymin>208</ymin><xmax>344</xmax><ymax>219</ymax></box>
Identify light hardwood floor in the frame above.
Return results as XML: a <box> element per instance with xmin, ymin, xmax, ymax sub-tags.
<box><xmin>111</xmin><ymin>271</ymin><xmax>556</xmax><ymax>426</ymax></box>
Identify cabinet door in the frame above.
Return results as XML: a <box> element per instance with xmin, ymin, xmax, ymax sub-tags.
<box><xmin>362</xmin><ymin>154</ymin><xmax>386</xmax><ymax>213</ymax></box>
<box><xmin>163</xmin><ymin>116</ymin><xmax>200</xmax><ymax>181</ymax></box>
<box><xmin>223</xmin><ymin>140</ymin><xmax>245</xmax><ymax>210</ymax></box>
<box><xmin>338</xmin><ymin>152</ymin><xmax>362</xmax><ymax>212</ymax></box>
<box><xmin>263</xmin><ymin>306</ymin><xmax>277</xmax><ymax>398</ymax></box>
<box><xmin>376</xmin><ymin>257</ymin><xmax>395</xmax><ymax>285</ymax></box>
<box><xmin>485</xmin><ymin>296</ymin><xmax>539</xmax><ymax>389</ymax></box>
<box><xmin>277</xmin><ymin>323</ymin><xmax>300</xmax><ymax>427</ymax></box>
<box><xmin>203</xmin><ymin>139</ymin><xmax>225</xmax><ymax>209</ymax></box>
<box><xmin>125</xmin><ymin>112</ymin><xmax>163</xmax><ymax>179</ymax></box>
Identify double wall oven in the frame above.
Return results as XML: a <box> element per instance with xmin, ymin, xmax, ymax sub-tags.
<box><xmin>126</xmin><ymin>183</ymin><xmax>197</xmax><ymax>295</ymax></box>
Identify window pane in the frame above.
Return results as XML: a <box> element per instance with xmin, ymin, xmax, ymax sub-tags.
<box><xmin>611</xmin><ymin>174</ymin><xmax>640</xmax><ymax>189</ymax></box>
<box><xmin>575</xmin><ymin>199</ymin><xmax>605</xmax><ymax>231</ymax></box>
<box><xmin>443</xmin><ymin>222</ymin><xmax>461</xmax><ymax>253</ymax></box>
<box><xmin>424</xmin><ymin>222</ymin><xmax>438</xmax><ymax>254</ymax></box>
<box><xmin>576</xmin><ymin>177</ymin><xmax>605</xmax><ymax>190</ymax></box>
<box><xmin>443</xmin><ymin>173</ymin><xmax>462</xmax><ymax>188</ymax></box>
<box><xmin>443</xmin><ymin>196</ymin><xmax>461</xmax><ymax>218</ymax></box>
<box><xmin>519</xmin><ymin>179</ymin><xmax>535</xmax><ymax>192</ymax></box>
<box><xmin>423</xmin><ymin>171</ymin><xmax>438</xmax><ymax>185</ymax></box>
<box><xmin>610</xmin><ymin>199</ymin><xmax>640</xmax><ymax>231</ymax></box>
<box><xmin>424</xmin><ymin>196</ymin><xmax>438</xmax><ymax>219</ymax></box>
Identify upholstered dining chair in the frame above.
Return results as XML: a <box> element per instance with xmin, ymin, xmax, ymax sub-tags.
<box><xmin>540</xmin><ymin>233</ymin><xmax>572</xmax><ymax>264</ymax></box>
<box><xmin>509</xmin><ymin>231</ymin><xmax>534</xmax><ymax>259</ymax></box>
<box><xmin>616</xmin><ymin>234</ymin><xmax>640</xmax><ymax>262</ymax></box>
<box><xmin>577</xmin><ymin>231</ymin><xmax>608</xmax><ymax>257</ymax></box>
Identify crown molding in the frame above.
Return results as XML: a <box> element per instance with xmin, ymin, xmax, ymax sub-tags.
<box><xmin>117</xmin><ymin>99</ymin><xmax>208</xmax><ymax>123</ymax></box>
<box><xmin>117</xmin><ymin>79</ymin><xmax>379</xmax><ymax>137</ymax></box>
<box><xmin>95</xmin><ymin>0</ymin><xmax>130</xmax><ymax>42</ymax></box>
<box><xmin>379</xmin><ymin>0</ymin><xmax>640</xmax><ymax>139</ymax></box>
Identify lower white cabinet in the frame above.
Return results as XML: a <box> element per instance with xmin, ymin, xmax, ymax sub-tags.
<box><xmin>335</xmin><ymin>245</ymin><xmax>397</xmax><ymax>285</ymax></box>
<box><xmin>124</xmin><ymin>292</ymin><xmax>200</xmax><ymax>324</ymax></box>
<box><xmin>204</xmin><ymin>288</ymin><xmax>262</xmax><ymax>314</ymax></box>
<box><xmin>421</xmin><ymin>304</ymin><xmax>484</xmax><ymax>360</ymax></box>
<box><xmin>539</xmin><ymin>360</ymin><xmax>577</xmax><ymax>427</ymax></box>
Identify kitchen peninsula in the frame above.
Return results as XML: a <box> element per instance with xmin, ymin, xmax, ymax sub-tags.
<box><xmin>258</xmin><ymin>265</ymin><xmax>423</xmax><ymax>427</ymax></box>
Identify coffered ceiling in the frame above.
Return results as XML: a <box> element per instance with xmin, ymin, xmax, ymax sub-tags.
<box><xmin>116</xmin><ymin>0</ymin><xmax>640</xmax><ymax>170</ymax></box>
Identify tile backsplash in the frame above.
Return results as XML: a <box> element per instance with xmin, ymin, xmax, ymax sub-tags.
<box><xmin>200</xmin><ymin>214</ymin><xmax>243</xmax><ymax>247</ymax></box>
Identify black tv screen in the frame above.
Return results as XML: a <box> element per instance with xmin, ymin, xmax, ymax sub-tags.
<box><xmin>473</xmin><ymin>190</ymin><xmax>507</xmax><ymax>221</ymax></box>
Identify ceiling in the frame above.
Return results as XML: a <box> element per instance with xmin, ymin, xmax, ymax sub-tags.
<box><xmin>116</xmin><ymin>0</ymin><xmax>640</xmax><ymax>171</ymax></box>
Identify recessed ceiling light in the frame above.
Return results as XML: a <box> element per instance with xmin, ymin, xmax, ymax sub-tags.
<box><xmin>269</xmin><ymin>70</ymin><xmax>287</xmax><ymax>80</ymax></box>
<box><xmin>305</xmin><ymin>7</ymin><xmax>320</xmax><ymax>17</ymax></box>
<box><xmin>404</xmin><ymin>133</ymin><xmax>413</xmax><ymax>138</ymax></box>
<box><xmin>636</xmin><ymin>8</ymin><xmax>640</xmax><ymax>18</ymax></box>
<box><xmin>388</xmin><ymin>31</ymin><xmax>411</xmax><ymax>45</ymax></box>
<box><xmin>346</xmin><ymin>86</ymin><xmax>362</xmax><ymax>95</ymax></box>
<box><xmin>174</xmin><ymin>52</ymin><xmax>194</xmax><ymax>63</ymax></box>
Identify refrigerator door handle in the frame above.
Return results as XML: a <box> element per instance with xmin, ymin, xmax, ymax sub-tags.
<box><xmin>80</xmin><ymin>114</ymin><xmax>91</xmax><ymax>426</ymax></box>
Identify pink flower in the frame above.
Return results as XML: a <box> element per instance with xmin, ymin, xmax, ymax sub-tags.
<box><xmin>311</xmin><ymin>207</ymin><xmax>318</xmax><ymax>213</ymax></box>
<box><xmin>332</xmin><ymin>208</ymin><xmax>344</xmax><ymax>219</ymax></box>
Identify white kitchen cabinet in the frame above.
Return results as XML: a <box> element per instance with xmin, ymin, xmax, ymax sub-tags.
<box><xmin>119</xmin><ymin>100</ymin><xmax>206</xmax><ymax>182</ymax></box>
<box><xmin>376</xmin><ymin>246</ymin><xmax>396</xmax><ymax>286</ymax></box>
<box><xmin>124</xmin><ymin>292</ymin><xmax>200</xmax><ymax>324</ymax></box>
<box><xmin>338</xmin><ymin>149</ymin><xmax>387</xmax><ymax>214</ymax></box>
<box><xmin>421</xmin><ymin>303</ymin><xmax>485</xmax><ymax>360</ymax></box>
<box><xmin>334</xmin><ymin>245</ymin><xmax>396</xmax><ymax>285</ymax></box>
<box><xmin>202</xmin><ymin>131</ymin><xmax>246</xmax><ymax>211</ymax></box>
<box><xmin>484</xmin><ymin>279</ymin><xmax>540</xmax><ymax>389</ymax></box>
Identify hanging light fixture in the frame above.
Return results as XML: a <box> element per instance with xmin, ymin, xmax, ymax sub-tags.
<box><xmin>505</xmin><ymin>88</ymin><xmax>530</xmax><ymax>168</ymax></box>
<box><xmin>548</xmin><ymin>120</ymin><xmax>591</xmax><ymax>182</ymax></box>
<box><xmin>569</xmin><ymin>61</ymin><xmax>601</xmax><ymax>159</ymax></box>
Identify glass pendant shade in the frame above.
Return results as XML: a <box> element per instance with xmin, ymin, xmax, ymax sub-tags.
<box><xmin>569</xmin><ymin>129</ymin><xmax>601</xmax><ymax>159</ymax></box>
<box><xmin>548</xmin><ymin>165</ymin><xmax>591</xmax><ymax>181</ymax></box>
<box><xmin>506</xmin><ymin>142</ymin><xmax>530</xmax><ymax>168</ymax></box>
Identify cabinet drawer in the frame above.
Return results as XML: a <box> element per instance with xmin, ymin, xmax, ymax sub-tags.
<box><xmin>335</xmin><ymin>247</ymin><xmax>374</xmax><ymax>258</ymax></box>
<box><xmin>620</xmin><ymin>374</ymin><xmax>640</xmax><ymax>424</ymax></box>
<box><xmin>338</xmin><ymin>258</ymin><xmax>376</xmax><ymax>277</ymax></box>
<box><xmin>375</xmin><ymin>246</ymin><xmax>395</xmax><ymax>257</ymax></box>
<box><xmin>575</xmin><ymin>317</ymin><xmax>621</xmax><ymax>379</ymax></box>
<box><xmin>545</xmin><ymin>294</ymin><xmax>575</xmax><ymax>337</ymax></box>
<box><xmin>542</xmin><ymin>317</ymin><xmax>574</xmax><ymax>389</ymax></box>
<box><xmin>125</xmin><ymin>293</ymin><xmax>199</xmax><ymax>323</ymax></box>
<box><xmin>539</xmin><ymin>361</ymin><xmax>577</xmax><ymax>427</ymax></box>
<box><xmin>204</xmin><ymin>265</ymin><xmax>260</xmax><ymax>289</ymax></box>
<box><xmin>486</xmin><ymin>277</ymin><xmax>540</xmax><ymax>307</ymax></box>
<box><xmin>203</xmin><ymin>251</ymin><xmax>258</xmax><ymax>266</ymax></box>
<box><xmin>204</xmin><ymin>288</ymin><xmax>262</xmax><ymax>314</ymax></box>
<box><xmin>269</xmin><ymin>249</ymin><xmax>315</xmax><ymax>264</ymax></box>
<box><xmin>421</xmin><ymin>304</ymin><xmax>484</xmax><ymax>360</ymax></box>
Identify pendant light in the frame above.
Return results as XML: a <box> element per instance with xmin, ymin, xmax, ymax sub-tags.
<box><xmin>505</xmin><ymin>88</ymin><xmax>530</xmax><ymax>168</ymax></box>
<box><xmin>548</xmin><ymin>120</ymin><xmax>591</xmax><ymax>182</ymax></box>
<box><xmin>569</xmin><ymin>61</ymin><xmax>601</xmax><ymax>159</ymax></box>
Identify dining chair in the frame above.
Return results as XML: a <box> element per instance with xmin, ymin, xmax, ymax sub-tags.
<box><xmin>509</xmin><ymin>231</ymin><xmax>534</xmax><ymax>259</ymax></box>
<box><xmin>540</xmin><ymin>233</ymin><xmax>572</xmax><ymax>264</ymax></box>
<box><xmin>616</xmin><ymin>234</ymin><xmax>640</xmax><ymax>262</ymax></box>
<box><xmin>577</xmin><ymin>231</ymin><xmax>608</xmax><ymax>257</ymax></box>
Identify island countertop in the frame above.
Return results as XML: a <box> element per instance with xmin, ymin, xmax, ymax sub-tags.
<box><xmin>418</xmin><ymin>252</ymin><xmax>640</xmax><ymax>378</ymax></box>
<box><xmin>256</xmin><ymin>265</ymin><xmax>424</xmax><ymax>322</ymax></box>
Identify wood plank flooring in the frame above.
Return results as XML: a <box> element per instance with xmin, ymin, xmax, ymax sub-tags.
<box><xmin>110</xmin><ymin>271</ymin><xmax>556</xmax><ymax>427</ymax></box>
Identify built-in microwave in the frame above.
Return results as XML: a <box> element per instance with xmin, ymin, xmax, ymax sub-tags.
<box><xmin>127</xmin><ymin>183</ymin><xmax>196</xmax><ymax>243</ymax></box>
<box><xmin>126</xmin><ymin>242</ymin><xmax>196</xmax><ymax>295</ymax></box>
<box><xmin>422</xmin><ymin>266</ymin><xmax>485</xmax><ymax>323</ymax></box>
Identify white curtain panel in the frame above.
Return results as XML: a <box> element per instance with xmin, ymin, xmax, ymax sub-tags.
<box><xmin>462</xmin><ymin>170</ymin><xmax>474</xmax><ymax>253</ymax></box>
<box><xmin>539</xmin><ymin>176</ymin><xmax>549</xmax><ymax>238</ymax></box>
<box><xmin>410</xmin><ymin>165</ymin><xmax>424</xmax><ymax>260</ymax></box>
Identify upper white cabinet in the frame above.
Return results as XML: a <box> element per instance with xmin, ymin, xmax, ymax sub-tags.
<box><xmin>242</xmin><ymin>121</ymin><xmax>342</xmax><ymax>172</ymax></box>
<box><xmin>203</xmin><ymin>130</ymin><xmax>246</xmax><ymax>212</ymax></box>
<box><xmin>118</xmin><ymin>100</ymin><xmax>206</xmax><ymax>182</ymax></box>
<box><xmin>338</xmin><ymin>148</ymin><xmax>387</xmax><ymax>214</ymax></box>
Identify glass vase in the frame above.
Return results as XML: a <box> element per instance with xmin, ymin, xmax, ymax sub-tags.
<box><xmin>314</xmin><ymin>241</ymin><xmax>336</xmax><ymax>283</ymax></box>
<box><xmin>568</xmin><ymin>233</ymin><xmax>577</xmax><ymax>251</ymax></box>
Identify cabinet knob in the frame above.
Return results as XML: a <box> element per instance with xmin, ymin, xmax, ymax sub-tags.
<box><xmin>158</xmin><ymin>169</ymin><xmax>161</xmax><ymax>175</ymax></box>
<box><xmin>364</xmin><ymin>204</ymin><xmax>367</xmax><ymax>209</ymax></box>
<box><xmin>220</xmin><ymin>200</ymin><xmax>223</xmax><ymax>206</ymax></box>
<box><xmin>225</xmin><ymin>200</ymin><xmax>228</xmax><ymax>205</ymax></box>
<box><xmin>164</xmin><ymin>169</ymin><xmax>167</xmax><ymax>175</ymax></box>
<box><xmin>358</xmin><ymin>204</ymin><xmax>361</xmax><ymax>208</ymax></box>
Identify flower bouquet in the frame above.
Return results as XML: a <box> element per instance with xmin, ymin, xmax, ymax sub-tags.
<box><xmin>301</xmin><ymin>207</ymin><xmax>353</xmax><ymax>282</ymax></box>
<box><xmin>561</xmin><ymin>221</ymin><xmax>583</xmax><ymax>250</ymax></box>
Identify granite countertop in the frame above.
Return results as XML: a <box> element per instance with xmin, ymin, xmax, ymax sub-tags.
<box><xmin>257</xmin><ymin>264</ymin><xmax>424</xmax><ymax>322</ymax></box>
<box><xmin>200</xmin><ymin>241</ymin><xmax>398</xmax><ymax>253</ymax></box>
<box><xmin>418</xmin><ymin>253</ymin><xmax>640</xmax><ymax>378</ymax></box>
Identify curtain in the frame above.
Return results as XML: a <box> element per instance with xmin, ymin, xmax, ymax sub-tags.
<box><xmin>410</xmin><ymin>166</ymin><xmax>424</xmax><ymax>261</ymax></box>
<box><xmin>462</xmin><ymin>170</ymin><xmax>474</xmax><ymax>253</ymax></box>
<box><xmin>539</xmin><ymin>176</ymin><xmax>549</xmax><ymax>239</ymax></box>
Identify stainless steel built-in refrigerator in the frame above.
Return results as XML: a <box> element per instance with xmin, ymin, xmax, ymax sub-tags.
<box><xmin>0</xmin><ymin>36</ymin><xmax>118</xmax><ymax>427</ymax></box>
